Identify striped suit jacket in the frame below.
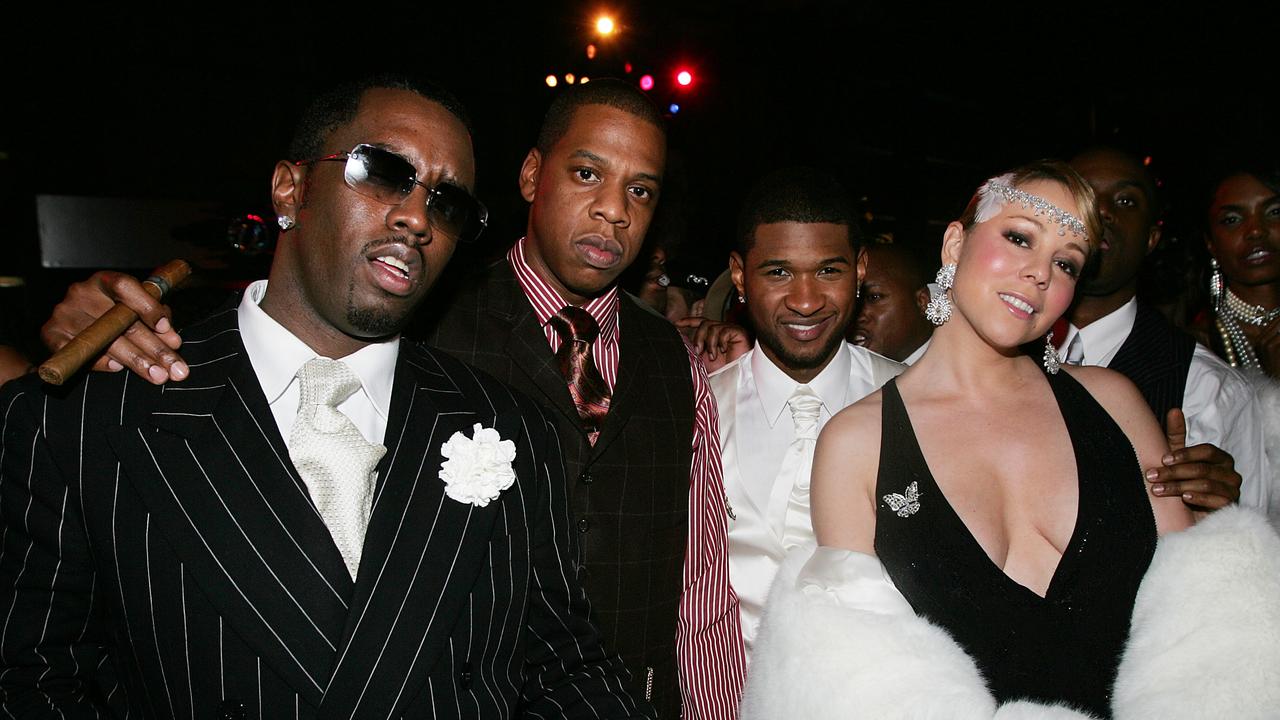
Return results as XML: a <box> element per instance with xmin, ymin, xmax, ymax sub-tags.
<box><xmin>0</xmin><ymin>306</ymin><xmax>650</xmax><ymax>719</ymax></box>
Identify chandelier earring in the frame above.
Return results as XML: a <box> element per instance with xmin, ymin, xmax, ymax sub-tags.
<box><xmin>1042</xmin><ymin>330</ymin><xmax>1061</xmax><ymax>375</ymax></box>
<box><xmin>1208</xmin><ymin>257</ymin><xmax>1223</xmax><ymax>311</ymax></box>
<box><xmin>924</xmin><ymin>263</ymin><xmax>957</xmax><ymax>326</ymax></box>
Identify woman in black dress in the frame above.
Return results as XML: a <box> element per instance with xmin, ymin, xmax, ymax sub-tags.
<box><xmin>802</xmin><ymin>161</ymin><xmax>1193</xmax><ymax>717</ymax></box>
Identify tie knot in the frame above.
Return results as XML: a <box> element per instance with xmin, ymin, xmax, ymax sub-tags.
<box><xmin>787</xmin><ymin>386</ymin><xmax>823</xmax><ymax>437</ymax></box>
<box><xmin>296</xmin><ymin>357</ymin><xmax>361</xmax><ymax>408</ymax></box>
<box><xmin>549</xmin><ymin>305</ymin><xmax>600</xmax><ymax>345</ymax></box>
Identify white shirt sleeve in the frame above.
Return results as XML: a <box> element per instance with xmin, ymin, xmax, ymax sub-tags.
<box><xmin>1181</xmin><ymin>345</ymin><xmax>1272</xmax><ymax>512</ymax></box>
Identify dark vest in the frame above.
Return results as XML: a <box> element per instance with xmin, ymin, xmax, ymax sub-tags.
<box><xmin>419</xmin><ymin>261</ymin><xmax>695</xmax><ymax>719</ymax></box>
<box><xmin>1106</xmin><ymin>302</ymin><xmax>1197</xmax><ymax>430</ymax></box>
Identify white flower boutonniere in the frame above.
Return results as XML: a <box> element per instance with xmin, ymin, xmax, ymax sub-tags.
<box><xmin>439</xmin><ymin>423</ymin><xmax>518</xmax><ymax>507</ymax></box>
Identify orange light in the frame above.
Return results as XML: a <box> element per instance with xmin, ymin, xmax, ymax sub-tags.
<box><xmin>1143</xmin><ymin>155</ymin><xmax>1153</xmax><ymax>166</ymax></box>
<box><xmin>595</xmin><ymin>16</ymin><xmax>615</xmax><ymax>35</ymax></box>
<box><xmin>565</xmin><ymin>73</ymin><xmax>576</xmax><ymax>85</ymax></box>
<box><xmin>545</xmin><ymin>75</ymin><xmax>558</xmax><ymax>87</ymax></box>
<box><xmin>580</xmin><ymin>76</ymin><xmax>590</xmax><ymax>84</ymax></box>
<box><xmin>586</xmin><ymin>44</ymin><xmax>597</xmax><ymax>59</ymax></box>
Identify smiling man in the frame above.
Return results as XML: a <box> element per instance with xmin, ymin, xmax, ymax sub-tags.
<box><xmin>708</xmin><ymin>168</ymin><xmax>904</xmax><ymax>654</ymax></box>
<box><xmin>421</xmin><ymin>80</ymin><xmax>744</xmax><ymax>719</ymax></box>
<box><xmin>2</xmin><ymin>76</ymin><xmax>648</xmax><ymax>719</ymax></box>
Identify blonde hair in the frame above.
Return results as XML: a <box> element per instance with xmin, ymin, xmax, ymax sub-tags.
<box><xmin>958</xmin><ymin>159</ymin><xmax>1102</xmax><ymax>252</ymax></box>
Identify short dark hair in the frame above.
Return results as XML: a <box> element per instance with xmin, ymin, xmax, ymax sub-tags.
<box><xmin>866</xmin><ymin>238</ymin><xmax>934</xmax><ymax>291</ymax></box>
<box><xmin>535</xmin><ymin>78</ymin><xmax>665</xmax><ymax>154</ymax></box>
<box><xmin>735</xmin><ymin>167</ymin><xmax>862</xmax><ymax>256</ymax></box>
<box><xmin>288</xmin><ymin>74</ymin><xmax>473</xmax><ymax>160</ymax></box>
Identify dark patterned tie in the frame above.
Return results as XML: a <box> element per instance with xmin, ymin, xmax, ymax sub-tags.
<box><xmin>548</xmin><ymin>306</ymin><xmax>612</xmax><ymax>444</ymax></box>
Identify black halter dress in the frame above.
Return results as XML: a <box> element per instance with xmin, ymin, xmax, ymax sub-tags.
<box><xmin>874</xmin><ymin>369</ymin><xmax>1157</xmax><ymax>718</ymax></box>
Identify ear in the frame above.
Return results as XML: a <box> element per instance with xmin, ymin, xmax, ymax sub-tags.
<box><xmin>941</xmin><ymin>221</ymin><xmax>966</xmax><ymax>266</ymax></box>
<box><xmin>729</xmin><ymin>251</ymin><xmax>747</xmax><ymax>299</ymax></box>
<box><xmin>518</xmin><ymin>148</ymin><xmax>542</xmax><ymax>203</ymax></box>
<box><xmin>855</xmin><ymin>247</ymin><xmax>869</xmax><ymax>289</ymax></box>
<box><xmin>1144</xmin><ymin>223</ymin><xmax>1163</xmax><ymax>256</ymax></box>
<box><xmin>914</xmin><ymin>286</ymin><xmax>932</xmax><ymax>316</ymax></box>
<box><xmin>271</xmin><ymin>160</ymin><xmax>306</xmax><ymax>223</ymax></box>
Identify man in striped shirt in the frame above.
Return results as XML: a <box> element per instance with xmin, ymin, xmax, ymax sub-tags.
<box><xmin>422</xmin><ymin>79</ymin><xmax>746</xmax><ymax>719</ymax></box>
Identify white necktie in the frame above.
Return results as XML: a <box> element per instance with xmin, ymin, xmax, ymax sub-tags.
<box><xmin>1065</xmin><ymin>334</ymin><xmax>1086</xmax><ymax>365</ymax></box>
<box><xmin>768</xmin><ymin>386</ymin><xmax>823</xmax><ymax>548</ymax></box>
<box><xmin>288</xmin><ymin>358</ymin><xmax>386</xmax><ymax>579</ymax></box>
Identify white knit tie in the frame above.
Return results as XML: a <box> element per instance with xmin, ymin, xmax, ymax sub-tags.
<box><xmin>769</xmin><ymin>385</ymin><xmax>823</xmax><ymax>547</ymax></box>
<box><xmin>289</xmin><ymin>358</ymin><xmax>386</xmax><ymax>579</ymax></box>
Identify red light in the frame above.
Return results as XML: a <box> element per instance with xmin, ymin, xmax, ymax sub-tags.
<box><xmin>676</xmin><ymin>69</ymin><xmax>693</xmax><ymax>86</ymax></box>
<box><xmin>639</xmin><ymin>74</ymin><xmax>654</xmax><ymax>91</ymax></box>
<box><xmin>624</xmin><ymin>62</ymin><xmax>633</xmax><ymax>74</ymax></box>
<box><xmin>247</xmin><ymin>214</ymin><xmax>264</xmax><ymax>223</ymax></box>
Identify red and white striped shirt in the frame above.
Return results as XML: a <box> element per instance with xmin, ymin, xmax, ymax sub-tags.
<box><xmin>509</xmin><ymin>238</ymin><xmax>746</xmax><ymax>719</ymax></box>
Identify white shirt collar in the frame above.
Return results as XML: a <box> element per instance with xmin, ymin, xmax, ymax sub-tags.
<box><xmin>236</xmin><ymin>279</ymin><xmax>398</xmax><ymax>420</ymax></box>
<box><xmin>1063</xmin><ymin>296</ymin><xmax>1138</xmax><ymax>367</ymax></box>
<box><xmin>749</xmin><ymin>344</ymin><xmax>852</xmax><ymax>428</ymax></box>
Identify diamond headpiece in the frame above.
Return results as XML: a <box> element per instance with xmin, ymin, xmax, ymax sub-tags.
<box><xmin>974</xmin><ymin>174</ymin><xmax>1088</xmax><ymax>240</ymax></box>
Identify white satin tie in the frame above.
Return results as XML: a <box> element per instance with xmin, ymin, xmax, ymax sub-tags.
<box><xmin>768</xmin><ymin>385</ymin><xmax>823</xmax><ymax>549</ymax></box>
<box><xmin>288</xmin><ymin>358</ymin><xmax>386</xmax><ymax>579</ymax></box>
<box><xmin>1065</xmin><ymin>334</ymin><xmax>1086</xmax><ymax>365</ymax></box>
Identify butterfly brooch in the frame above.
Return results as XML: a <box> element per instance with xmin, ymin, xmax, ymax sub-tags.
<box><xmin>882</xmin><ymin>481</ymin><xmax>921</xmax><ymax>518</ymax></box>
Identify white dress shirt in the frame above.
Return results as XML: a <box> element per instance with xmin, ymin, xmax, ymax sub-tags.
<box><xmin>1058</xmin><ymin>297</ymin><xmax>1272</xmax><ymax>511</ymax></box>
<box><xmin>236</xmin><ymin>279</ymin><xmax>398</xmax><ymax>448</ymax></box>
<box><xmin>710</xmin><ymin>342</ymin><xmax>904</xmax><ymax>655</ymax></box>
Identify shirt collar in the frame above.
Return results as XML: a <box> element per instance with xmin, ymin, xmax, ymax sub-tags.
<box><xmin>236</xmin><ymin>279</ymin><xmax>398</xmax><ymax>418</ymax></box>
<box><xmin>1065</xmin><ymin>296</ymin><xmax>1138</xmax><ymax>366</ymax></box>
<box><xmin>507</xmin><ymin>237</ymin><xmax>620</xmax><ymax>346</ymax></box>
<box><xmin>749</xmin><ymin>343</ymin><xmax>852</xmax><ymax>428</ymax></box>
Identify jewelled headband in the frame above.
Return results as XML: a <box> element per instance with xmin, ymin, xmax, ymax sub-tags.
<box><xmin>973</xmin><ymin>173</ymin><xmax>1089</xmax><ymax>239</ymax></box>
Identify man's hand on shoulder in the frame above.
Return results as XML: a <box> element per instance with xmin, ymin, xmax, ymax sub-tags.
<box><xmin>42</xmin><ymin>271</ymin><xmax>188</xmax><ymax>384</ymax></box>
<box><xmin>675</xmin><ymin>317</ymin><xmax>750</xmax><ymax>373</ymax></box>
<box><xmin>1145</xmin><ymin>408</ymin><xmax>1242</xmax><ymax>517</ymax></box>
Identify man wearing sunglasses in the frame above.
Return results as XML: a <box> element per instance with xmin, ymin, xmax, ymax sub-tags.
<box><xmin>3</xmin><ymin>76</ymin><xmax>650</xmax><ymax>719</ymax></box>
<box><xmin>36</xmin><ymin>79</ymin><xmax>744</xmax><ymax>719</ymax></box>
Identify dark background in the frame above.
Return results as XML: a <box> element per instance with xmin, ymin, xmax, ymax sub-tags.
<box><xmin>2</xmin><ymin>2</ymin><xmax>1275</xmax><ymax>351</ymax></box>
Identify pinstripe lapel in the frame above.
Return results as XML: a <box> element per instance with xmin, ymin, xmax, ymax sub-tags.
<box><xmin>107</xmin><ymin>312</ymin><xmax>352</xmax><ymax>707</ymax></box>
<box><xmin>320</xmin><ymin>342</ymin><xmax>514</xmax><ymax>719</ymax></box>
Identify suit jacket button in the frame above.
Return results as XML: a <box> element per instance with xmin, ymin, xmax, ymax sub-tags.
<box><xmin>217</xmin><ymin>700</ymin><xmax>247</xmax><ymax>720</ymax></box>
<box><xmin>579</xmin><ymin>471</ymin><xmax>593</xmax><ymax>484</ymax></box>
<box><xmin>577</xmin><ymin>517</ymin><xmax>590</xmax><ymax>533</ymax></box>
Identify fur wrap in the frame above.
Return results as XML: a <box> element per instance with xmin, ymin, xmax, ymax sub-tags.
<box><xmin>741</xmin><ymin>506</ymin><xmax>1280</xmax><ymax>719</ymax></box>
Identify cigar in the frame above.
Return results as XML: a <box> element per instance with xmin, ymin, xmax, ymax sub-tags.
<box><xmin>38</xmin><ymin>260</ymin><xmax>192</xmax><ymax>386</ymax></box>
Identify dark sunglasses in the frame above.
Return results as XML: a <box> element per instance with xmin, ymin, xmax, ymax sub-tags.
<box><xmin>295</xmin><ymin>143</ymin><xmax>488</xmax><ymax>243</ymax></box>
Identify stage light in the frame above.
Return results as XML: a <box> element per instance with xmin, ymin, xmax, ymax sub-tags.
<box><xmin>545</xmin><ymin>75</ymin><xmax>558</xmax><ymax>87</ymax></box>
<box><xmin>565</xmin><ymin>73</ymin><xmax>576</xmax><ymax>85</ymax></box>
<box><xmin>586</xmin><ymin>44</ymin><xmax>597</xmax><ymax>59</ymax></box>
<box><xmin>595</xmin><ymin>16</ymin><xmax>615</xmax><ymax>36</ymax></box>
<box><xmin>639</xmin><ymin>74</ymin><xmax>654</xmax><ymax>91</ymax></box>
<box><xmin>669</xmin><ymin>103</ymin><xmax>680</xmax><ymax>114</ymax></box>
<box><xmin>676</xmin><ymin>69</ymin><xmax>693</xmax><ymax>87</ymax></box>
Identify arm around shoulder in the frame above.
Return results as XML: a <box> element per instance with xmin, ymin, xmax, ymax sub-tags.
<box><xmin>1065</xmin><ymin>365</ymin><xmax>1194</xmax><ymax>535</ymax></box>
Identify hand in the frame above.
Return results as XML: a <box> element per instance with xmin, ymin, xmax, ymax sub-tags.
<box><xmin>674</xmin><ymin>317</ymin><xmax>751</xmax><ymax>373</ymax></box>
<box><xmin>1144</xmin><ymin>408</ymin><xmax>1241</xmax><ymax>514</ymax></box>
<box><xmin>41</xmin><ymin>271</ymin><xmax>188</xmax><ymax>384</ymax></box>
<box><xmin>1254</xmin><ymin>313</ymin><xmax>1280</xmax><ymax>378</ymax></box>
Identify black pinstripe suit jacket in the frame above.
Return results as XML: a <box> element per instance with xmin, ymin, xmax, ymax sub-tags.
<box><xmin>0</xmin><ymin>306</ymin><xmax>651</xmax><ymax>719</ymax></box>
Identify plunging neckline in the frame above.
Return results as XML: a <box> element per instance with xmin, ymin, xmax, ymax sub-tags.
<box><xmin>885</xmin><ymin>373</ymin><xmax>1087</xmax><ymax>602</ymax></box>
